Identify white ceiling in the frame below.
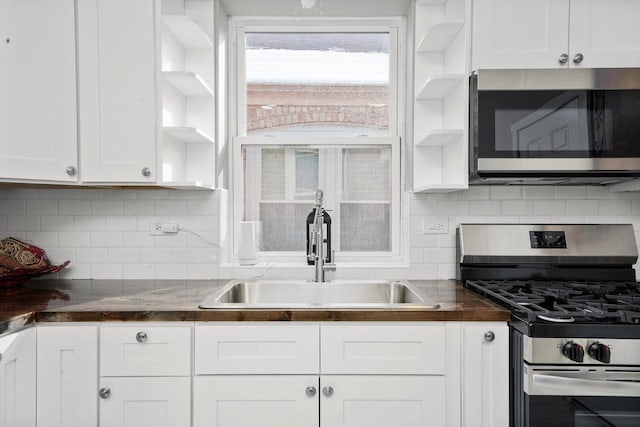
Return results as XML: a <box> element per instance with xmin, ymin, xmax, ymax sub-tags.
<box><xmin>219</xmin><ymin>0</ymin><xmax>412</xmax><ymax>17</ymax></box>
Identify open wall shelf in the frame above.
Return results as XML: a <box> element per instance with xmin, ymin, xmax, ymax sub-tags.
<box><xmin>163</xmin><ymin>15</ymin><xmax>213</xmax><ymax>49</ymax></box>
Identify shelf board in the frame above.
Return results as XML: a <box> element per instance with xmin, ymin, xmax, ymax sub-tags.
<box><xmin>416</xmin><ymin>74</ymin><xmax>464</xmax><ymax>99</ymax></box>
<box><xmin>413</xmin><ymin>183</ymin><xmax>467</xmax><ymax>193</ymax></box>
<box><xmin>163</xmin><ymin>15</ymin><xmax>213</xmax><ymax>49</ymax></box>
<box><xmin>163</xmin><ymin>71</ymin><xmax>213</xmax><ymax>97</ymax></box>
<box><xmin>416</xmin><ymin>0</ymin><xmax>447</xmax><ymax>4</ymax></box>
<box><xmin>161</xmin><ymin>181</ymin><xmax>216</xmax><ymax>190</ymax></box>
<box><xmin>416</xmin><ymin>22</ymin><xmax>464</xmax><ymax>52</ymax></box>
<box><xmin>415</xmin><ymin>129</ymin><xmax>463</xmax><ymax>146</ymax></box>
<box><xmin>163</xmin><ymin>126</ymin><xmax>214</xmax><ymax>145</ymax></box>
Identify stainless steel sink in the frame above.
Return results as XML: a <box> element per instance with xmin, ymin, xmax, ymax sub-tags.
<box><xmin>199</xmin><ymin>279</ymin><xmax>440</xmax><ymax>309</ymax></box>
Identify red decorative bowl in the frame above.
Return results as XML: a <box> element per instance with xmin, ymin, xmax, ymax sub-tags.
<box><xmin>0</xmin><ymin>238</ymin><xmax>70</xmax><ymax>287</ymax></box>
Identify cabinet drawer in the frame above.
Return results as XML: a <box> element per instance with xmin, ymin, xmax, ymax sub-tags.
<box><xmin>100</xmin><ymin>325</ymin><xmax>191</xmax><ymax>376</ymax></box>
<box><xmin>321</xmin><ymin>324</ymin><xmax>447</xmax><ymax>375</ymax></box>
<box><xmin>195</xmin><ymin>323</ymin><xmax>320</xmax><ymax>375</ymax></box>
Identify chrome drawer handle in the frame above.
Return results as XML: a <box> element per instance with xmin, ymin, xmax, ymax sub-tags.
<box><xmin>99</xmin><ymin>387</ymin><xmax>111</xmax><ymax>399</ymax></box>
<box><xmin>322</xmin><ymin>386</ymin><xmax>334</xmax><ymax>397</ymax></box>
<box><xmin>305</xmin><ymin>386</ymin><xmax>317</xmax><ymax>397</ymax></box>
<box><xmin>484</xmin><ymin>331</ymin><xmax>495</xmax><ymax>342</ymax></box>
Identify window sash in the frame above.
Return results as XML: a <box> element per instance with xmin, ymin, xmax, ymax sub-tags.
<box><xmin>230</xmin><ymin>17</ymin><xmax>405</xmax><ymax>263</ymax></box>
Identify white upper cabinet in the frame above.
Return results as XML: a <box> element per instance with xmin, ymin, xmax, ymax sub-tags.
<box><xmin>0</xmin><ymin>0</ymin><xmax>78</xmax><ymax>183</ymax></box>
<box><xmin>472</xmin><ymin>0</ymin><xmax>640</xmax><ymax>70</ymax></box>
<box><xmin>77</xmin><ymin>0</ymin><xmax>158</xmax><ymax>183</ymax></box>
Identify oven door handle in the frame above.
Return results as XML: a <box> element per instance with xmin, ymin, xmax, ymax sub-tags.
<box><xmin>532</xmin><ymin>374</ymin><xmax>640</xmax><ymax>397</ymax></box>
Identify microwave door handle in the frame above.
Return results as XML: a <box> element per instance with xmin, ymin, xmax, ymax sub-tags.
<box><xmin>532</xmin><ymin>374</ymin><xmax>640</xmax><ymax>397</ymax></box>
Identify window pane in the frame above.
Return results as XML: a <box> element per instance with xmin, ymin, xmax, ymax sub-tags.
<box><xmin>258</xmin><ymin>148</ymin><xmax>319</xmax><ymax>201</ymax></box>
<box><xmin>258</xmin><ymin>202</ymin><xmax>314</xmax><ymax>251</ymax></box>
<box><xmin>245</xmin><ymin>33</ymin><xmax>390</xmax><ymax>136</ymax></box>
<box><xmin>342</xmin><ymin>148</ymin><xmax>391</xmax><ymax>201</ymax></box>
<box><xmin>340</xmin><ymin>203</ymin><xmax>390</xmax><ymax>251</ymax></box>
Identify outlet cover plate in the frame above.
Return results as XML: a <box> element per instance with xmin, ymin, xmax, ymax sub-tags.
<box><xmin>423</xmin><ymin>217</ymin><xmax>449</xmax><ymax>234</ymax></box>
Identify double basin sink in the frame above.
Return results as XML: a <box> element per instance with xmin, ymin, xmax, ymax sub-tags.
<box><xmin>199</xmin><ymin>279</ymin><xmax>440</xmax><ymax>309</ymax></box>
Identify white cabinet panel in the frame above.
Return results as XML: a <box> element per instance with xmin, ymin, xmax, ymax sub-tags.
<box><xmin>100</xmin><ymin>325</ymin><xmax>191</xmax><ymax>376</ymax></box>
<box><xmin>193</xmin><ymin>376</ymin><xmax>320</xmax><ymax>427</ymax></box>
<box><xmin>0</xmin><ymin>328</ymin><xmax>36</xmax><ymax>427</ymax></box>
<box><xmin>77</xmin><ymin>0</ymin><xmax>157</xmax><ymax>183</ymax></box>
<box><xmin>321</xmin><ymin>323</ymin><xmax>446</xmax><ymax>374</ymax></box>
<box><xmin>320</xmin><ymin>376</ymin><xmax>446</xmax><ymax>427</ymax></box>
<box><xmin>569</xmin><ymin>0</ymin><xmax>640</xmax><ymax>68</ymax></box>
<box><xmin>99</xmin><ymin>377</ymin><xmax>190</xmax><ymax>427</ymax></box>
<box><xmin>195</xmin><ymin>323</ymin><xmax>320</xmax><ymax>374</ymax></box>
<box><xmin>462</xmin><ymin>322</ymin><xmax>509</xmax><ymax>427</ymax></box>
<box><xmin>37</xmin><ymin>326</ymin><xmax>98</xmax><ymax>427</ymax></box>
<box><xmin>472</xmin><ymin>0</ymin><xmax>570</xmax><ymax>70</ymax></box>
<box><xmin>0</xmin><ymin>0</ymin><xmax>77</xmax><ymax>182</ymax></box>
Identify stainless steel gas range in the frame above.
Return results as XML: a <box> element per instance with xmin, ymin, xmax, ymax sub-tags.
<box><xmin>457</xmin><ymin>224</ymin><xmax>640</xmax><ymax>427</ymax></box>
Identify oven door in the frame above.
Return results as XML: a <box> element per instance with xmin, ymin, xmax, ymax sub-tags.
<box><xmin>469</xmin><ymin>69</ymin><xmax>640</xmax><ymax>180</ymax></box>
<box><xmin>523</xmin><ymin>366</ymin><xmax>640</xmax><ymax>427</ymax></box>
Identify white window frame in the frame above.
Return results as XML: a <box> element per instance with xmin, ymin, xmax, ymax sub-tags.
<box><xmin>230</xmin><ymin>17</ymin><xmax>405</xmax><ymax>265</ymax></box>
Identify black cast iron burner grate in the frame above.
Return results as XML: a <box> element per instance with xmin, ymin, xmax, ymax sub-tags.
<box><xmin>465</xmin><ymin>279</ymin><xmax>640</xmax><ymax>324</ymax></box>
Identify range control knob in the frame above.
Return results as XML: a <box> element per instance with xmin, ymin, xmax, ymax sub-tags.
<box><xmin>562</xmin><ymin>341</ymin><xmax>584</xmax><ymax>362</ymax></box>
<box><xmin>588</xmin><ymin>342</ymin><xmax>611</xmax><ymax>364</ymax></box>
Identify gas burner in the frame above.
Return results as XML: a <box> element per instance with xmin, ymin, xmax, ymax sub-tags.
<box><xmin>465</xmin><ymin>279</ymin><xmax>640</xmax><ymax>324</ymax></box>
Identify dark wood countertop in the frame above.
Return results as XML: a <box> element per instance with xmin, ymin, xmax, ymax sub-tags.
<box><xmin>0</xmin><ymin>279</ymin><xmax>509</xmax><ymax>335</ymax></box>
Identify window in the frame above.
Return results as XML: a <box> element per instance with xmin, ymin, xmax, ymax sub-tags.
<box><xmin>232</xmin><ymin>19</ymin><xmax>403</xmax><ymax>262</ymax></box>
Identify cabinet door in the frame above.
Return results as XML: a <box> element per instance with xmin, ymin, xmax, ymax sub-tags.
<box><xmin>0</xmin><ymin>0</ymin><xmax>77</xmax><ymax>182</ymax></box>
<box><xmin>461</xmin><ymin>323</ymin><xmax>508</xmax><ymax>427</ymax></box>
<box><xmin>320</xmin><ymin>376</ymin><xmax>446</xmax><ymax>427</ymax></box>
<box><xmin>569</xmin><ymin>0</ymin><xmax>640</xmax><ymax>68</ymax></box>
<box><xmin>77</xmin><ymin>0</ymin><xmax>158</xmax><ymax>183</ymax></box>
<box><xmin>99</xmin><ymin>377</ymin><xmax>190</xmax><ymax>427</ymax></box>
<box><xmin>37</xmin><ymin>326</ymin><xmax>98</xmax><ymax>427</ymax></box>
<box><xmin>0</xmin><ymin>328</ymin><xmax>36</xmax><ymax>427</ymax></box>
<box><xmin>193</xmin><ymin>375</ymin><xmax>319</xmax><ymax>427</ymax></box>
<box><xmin>472</xmin><ymin>0</ymin><xmax>570</xmax><ymax>70</ymax></box>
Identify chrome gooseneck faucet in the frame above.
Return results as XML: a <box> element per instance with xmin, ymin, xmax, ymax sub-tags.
<box><xmin>308</xmin><ymin>189</ymin><xmax>335</xmax><ymax>282</ymax></box>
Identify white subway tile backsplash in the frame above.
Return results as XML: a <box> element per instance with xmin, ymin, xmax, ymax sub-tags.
<box><xmin>59</xmin><ymin>200</ymin><xmax>92</xmax><ymax>215</ymax></box>
<box><xmin>24</xmin><ymin>231</ymin><xmax>58</xmax><ymax>247</ymax></box>
<box><xmin>105</xmin><ymin>216</ymin><xmax>138</xmax><ymax>231</ymax></box>
<box><xmin>43</xmin><ymin>248</ymin><xmax>74</xmax><ymax>264</ymax></box>
<box><xmin>554</xmin><ymin>187</ymin><xmax>587</xmax><ymax>199</ymax></box>
<box><xmin>91</xmin><ymin>200</ymin><xmax>124</xmax><ymax>216</ymax></box>
<box><xmin>156</xmin><ymin>200</ymin><xmax>188</xmax><ymax>216</ymax></box>
<box><xmin>523</xmin><ymin>187</ymin><xmax>555</xmax><ymax>200</ymax></box>
<box><xmin>91</xmin><ymin>231</ymin><xmax>123</xmax><ymax>248</ymax></box>
<box><xmin>73</xmin><ymin>216</ymin><xmax>106</xmax><ymax>231</ymax></box>
<box><xmin>0</xmin><ymin>200</ymin><xmax>26</xmax><ymax>215</ymax></box>
<box><xmin>566</xmin><ymin>200</ymin><xmax>599</xmax><ymax>216</ymax></box>
<box><xmin>8</xmin><ymin>215</ymin><xmax>40</xmax><ymax>231</ymax></box>
<box><xmin>41</xmin><ymin>216</ymin><xmax>73</xmax><ymax>232</ymax></box>
<box><xmin>26</xmin><ymin>200</ymin><xmax>59</xmax><ymax>215</ymax></box>
<box><xmin>59</xmin><ymin>232</ymin><xmax>91</xmax><ymax>247</ymax></box>
<box><xmin>533</xmin><ymin>200</ymin><xmax>566</xmax><ymax>215</ymax></box>
<box><xmin>0</xmin><ymin>185</ymin><xmax>638</xmax><ymax>281</ymax></box>
<box><xmin>76</xmin><ymin>248</ymin><xmax>108</xmax><ymax>263</ymax></box>
<box><xmin>107</xmin><ymin>248</ymin><xmax>139</xmax><ymax>263</ymax></box>
<box><xmin>598</xmin><ymin>200</ymin><xmax>632</xmax><ymax>216</ymax></box>
<box><xmin>501</xmin><ymin>200</ymin><xmax>533</xmax><ymax>215</ymax></box>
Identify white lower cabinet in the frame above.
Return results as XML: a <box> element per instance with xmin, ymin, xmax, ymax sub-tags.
<box><xmin>320</xmin><ymin>375</ymin><xmax>445</xmax><ymax>427</ymax></box>
<box><xmin>99</xmin><ymin>377</ymin><xmax>190</xmax><ymax>427</ymax></box>
<box><xmin>98</xmin><ymin>323</ymin><xmax>192</xmax><ymax>427</ymax></box>
<box><xmin>0</xmin><ymin>328</ymin><xmax>36</xmax><ymax>427</ymax></box>
<box><xmin>193</xmin><ymin>375</ymin><xmax>319</xmax><ymax>427</ymax></box>
<box><xmin>36</xmin><ymin>326</ymin><xmax>98</xmax><ymax>427</ymax></box>
<box><xmin>461</xmin><ymin>323</ymin><xmax>509</xmax><ymax>427</ymax></box>
<box><xmin>193</xmin><ymin>322</ymin><xmax>462</xmax><ymax>427</ymax></box>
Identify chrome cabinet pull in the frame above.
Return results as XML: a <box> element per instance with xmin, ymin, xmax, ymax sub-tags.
<box><xmin>305</xmin><ymin>386</ymin><xmax>317</xmax><ymax>397</ymax></box>
<box><xmin>99</xmin><ymin>387</ymin><xmax>111</xmax><ymax>399</ymax></box>
<box><xmin>484</xmin><ymin>331</ymin><xmax>495</xmax><ymax>342</ymax></box>
<box><xmin>322</xmin><ymin>386</ymin><xmax>334</xmax><ymax>397</ymax></box>
<box><xmin>66</xmin><ymin>166</ymin><xmax>77</xmax><ymax>176</ymax></box>
<box><xmin>573</xmin><ymin>53</ymin><xmax>584</xmax><ymax>64</ymax></box>
<box><xmin>136</xmin><ymin>331</ymin><xmax>148</xmax><ymax>343</ymax></box>
<box><xmin>558</xmin><ymin>53</ymin><xmax>569</xmax><ymax>64</ymax></box>
<box><xmin>141</xmin><ymin>167</ymin><xmax>151</xmax><ymax>177</ymax></box>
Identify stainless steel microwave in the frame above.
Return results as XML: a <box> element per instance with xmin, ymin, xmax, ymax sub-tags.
<box><xmin>469</xmin><ymin>68</ymin><xmax>640</xmax><ymax>185</ymax></box>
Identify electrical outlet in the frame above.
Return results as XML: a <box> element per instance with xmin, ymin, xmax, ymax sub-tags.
<box><xmin>149</xmin><ymin>222</ymin><xmax>179</xmax><ymax>236</ymax></box>
<box><xmin>423</xmin><ymin>217</ymin><xmax>449</xmax><ymax>234</ymax></box>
